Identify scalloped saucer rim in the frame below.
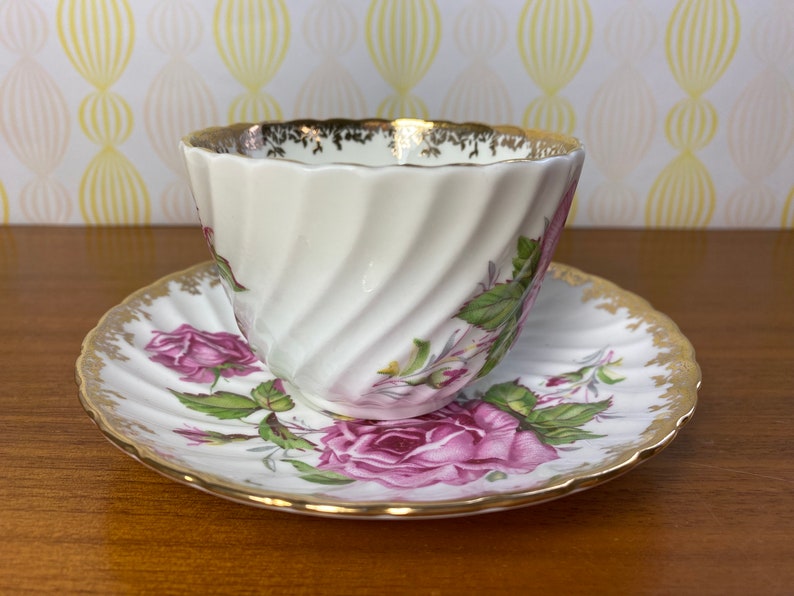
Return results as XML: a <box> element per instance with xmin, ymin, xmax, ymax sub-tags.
<box><xmin>76</xmin><ymin>261</ymin><xmax>699</xmax><ymax>519</ymax></box>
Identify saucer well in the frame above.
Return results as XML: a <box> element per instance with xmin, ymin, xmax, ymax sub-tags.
<box><xmin>76</xmin><ymin>262</ymin><xmax>699</xmax><ymax>519</ymax></box>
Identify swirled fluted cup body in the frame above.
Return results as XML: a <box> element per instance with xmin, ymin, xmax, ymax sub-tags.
<box><xmin>181</xmin><ymin>119</ymin><xmax>584</xmax><ymax>420</ymax></box>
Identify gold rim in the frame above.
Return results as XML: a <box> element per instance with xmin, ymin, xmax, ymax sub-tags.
<box><xmin>75</xmin><ymin>262</ymin><xmax>699</xmax><ymax>519</ymax></box>
<box><xmin>181</xmin><ymin>118</ymin><xmax>583</xmax><ymax>168</ymax></box>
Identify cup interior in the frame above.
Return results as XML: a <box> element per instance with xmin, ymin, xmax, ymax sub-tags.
<box><xmin>183</xmin><ymin>119</ymin><xmax>582</xmax><ymax>167</ymax></box>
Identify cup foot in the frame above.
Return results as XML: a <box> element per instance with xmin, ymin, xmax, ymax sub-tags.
<box><xmin>286</xmin><ymin>382</ymin><xmax>457</xmax><ymax>421</ymax></box>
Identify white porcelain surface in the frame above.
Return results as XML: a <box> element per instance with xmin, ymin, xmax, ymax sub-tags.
<box><xmin>76</xmin><ymin>261</ymin><xmax>699</xmax><ymax>519</ymax></box>
<box><xmin>181</xmin><ymin>119</ymin><xmax>585</xmax><ymax>419</ymax></box>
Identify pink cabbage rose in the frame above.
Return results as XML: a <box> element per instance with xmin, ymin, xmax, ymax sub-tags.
<box><xmin>317</xmin><ymin>401</ymin><xmax>558</xmax><ymax>489</ymax></box>
<box><xmin>145</xmin><ymin>324</ymin><xmax>260</xmax><ymax>384</ymax></box>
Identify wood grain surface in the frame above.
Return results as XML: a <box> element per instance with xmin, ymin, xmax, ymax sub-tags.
<box><xmin>1</xmin><ymin>226</ymin><xmax>792</xmax><ymax>595</ymax></box>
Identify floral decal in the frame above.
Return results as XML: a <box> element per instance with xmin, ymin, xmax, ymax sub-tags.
<box><xmin>145</xmin><ymin>323</ymin><xmax>260</xmax><ymax>388</ymax></box>
<box><xmin>520</xmin><ymin>178</ymin><xmax>577</xmax><ymax>320</ymax></box>
<box><xmin>457</xmin><ymin>234</ymin><xmax>543</xmax><ymax>376</ymax></box>
<box><xmin>372</xmin><ymin>233</ymin><xmax>544</xmax><ymax>400</ymax></box>
<box><xmin>146</xmin><ymin>324</ymin><xmax>624</xmax><ymax>490</ymax></box>
<box><xmin>317</xmin><ymin>400</ymin><xmax>557</xmax><ymax>489</ymax></box>
<box><xmin>373</xmin><ymin>179</ymin><xmax>578</xmax><ymax>400</ymax></box>
<box><xmin>202</xmin><ymin>226</ymin><xmax>247</xmax><ymax>292</ymax></box>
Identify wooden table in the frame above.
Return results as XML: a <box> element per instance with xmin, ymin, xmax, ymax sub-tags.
<box><xmin>1</xmin><ymin>226</ymin><xmax>792</xmax><ymax>594</ymax></box>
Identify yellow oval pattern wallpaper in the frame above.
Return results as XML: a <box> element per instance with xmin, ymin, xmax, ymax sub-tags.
<box><xmin>0</xmin><ymin>0</ymin><xmax>792</xmax><ymax>227</ymax></box>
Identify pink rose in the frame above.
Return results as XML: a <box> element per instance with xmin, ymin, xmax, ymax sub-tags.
<box><xmin>317</xmin><ymin>401</ymin><xmax>558</xmax><ymax>489</ymax></box>
<box><xmin>145</xmin><ymin>324</ymin><xmax>260</xmax><ymax>384</ymax></box>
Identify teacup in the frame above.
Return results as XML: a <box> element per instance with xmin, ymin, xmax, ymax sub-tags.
<box><xmin>181</xmin><ymin>118</ymin><xmax>584</xmax><ymax>420</ymax></box>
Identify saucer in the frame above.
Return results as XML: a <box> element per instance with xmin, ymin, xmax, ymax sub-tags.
<box><xmin>76</xmin><ymin>262</ymin><xmax>699</xmax><ymax>519</ymax></box>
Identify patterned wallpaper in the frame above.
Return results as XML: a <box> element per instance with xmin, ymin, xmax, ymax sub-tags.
<box><xmin>0</xmin><ymin>0</ymin><xmax>792</xmax><ymax>227</ymax></box>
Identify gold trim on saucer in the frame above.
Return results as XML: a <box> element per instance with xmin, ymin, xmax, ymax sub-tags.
<box><xmin>76</xmin><ymin>261</ymin><xmax>699</xmax><ymax>519</ymax></box>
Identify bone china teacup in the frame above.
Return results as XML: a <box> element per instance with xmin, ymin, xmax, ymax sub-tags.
<box><xmin>180</xmin><ymin>118</ymin><xmax>584</xmax><ymax>420</ymax></box>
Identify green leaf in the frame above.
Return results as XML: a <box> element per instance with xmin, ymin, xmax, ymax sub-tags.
<box><xmin>258</xmin><ymin>413</ymin><xmax>315</xmax><ymax>451</ymax></box>
<box><xmin>482</xmin><ymin>381</ymin><xmax>538</xmax><ymax>417</ymax></box>
<box><xmin>521</xmin><ymin>399</ymin><xmax>612</xmax><ymax>445</ymax></box>
<box><xmin>512</xmin><ymin>236</ymin><xmax>541</xmax><ymax>285</ymax></box>
<box><xmin>283</xmin><ymin>459</ymin><xmax>355</xmax><ymax>485</ymax></box>
<box><xmin>456</xmin><ymin>282</ymin><xmax>524</xmax><ymax>331</ymax></box>
<box><xmin>563</xmin><ymin>368</ymin><xmax>588</xmax><ymax>384</ymax></box>
<box><xmin>400</xmin><ymin>338</ymin><xmax>431</xmax><ymax>376</ymax></box>
<box><xmin>596</xmin><ymin>364</ymin><xmax>626</xmax><ymax>385</ymax></box>
<box><xmin>214</xmin><ymin>254</ymin><xmax>247</xmax><ymax>292</ymax></box>
<box><xmin>525</xmin><ymin>425</ymin><xmax>605</xmax><ymax>446</ymax></box>
<box><xmin>477</xmin><ymin>316</ymin><xmax>520</xmax><ymax>378</ymax></box>
<box><xmin>486</xmin><ymin>470</ymin><xmax>508</xmax><ymax>482</ymax></box>
<box><xmin>169</xmin><ymin>389</ymin><xmax>259</xmax><ymax>419</ymax></box>
<box><xmin>251</xmin><ymin>380</ymin><xmax>294</xmax><ymax>411</ymax></box>
<box><xmin>526</xmin><ymin>399</ymin><xmax>612</xmax><ymax>429</ymax></box>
